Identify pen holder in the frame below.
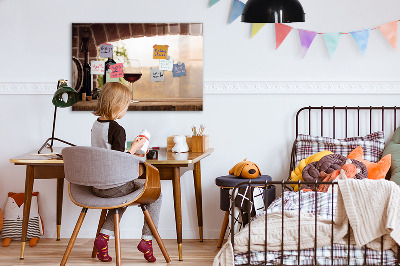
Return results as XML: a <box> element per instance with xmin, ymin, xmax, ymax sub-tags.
<box><xmin>191</xmin><ymin>135</ymin><xmax>209</xmax><ymax>153</ymax></box>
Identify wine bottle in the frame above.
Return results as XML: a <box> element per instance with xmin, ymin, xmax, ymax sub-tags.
<box><xmin>103</xmin><ymin>57</ymin><xmax>116</xmax><ymax>85</ymax></box>
<box><xmin>82</xmin><ymin>49</ymin><xmax>91</xmax><ymax>99</ymax></box>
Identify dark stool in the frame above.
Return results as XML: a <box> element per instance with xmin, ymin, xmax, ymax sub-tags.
<box><xmin>215</xmin><ymin>175</ymin><xmax>275</xmax><ymax>248</ymax></box>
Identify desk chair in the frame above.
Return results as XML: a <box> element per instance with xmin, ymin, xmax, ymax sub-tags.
<box><xmin>60</xmin><ymin>146</ymin><xmax>171</xmax><ymax>265</ymax></box>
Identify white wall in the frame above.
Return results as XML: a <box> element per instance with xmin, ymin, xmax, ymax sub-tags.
<box><xmin>1</xmin><ymin>0</ymin><xmax>400</xmax><ymax>239</ymax></box>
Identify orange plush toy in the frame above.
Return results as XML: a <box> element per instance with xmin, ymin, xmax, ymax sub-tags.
<box><xmin>347</xmin><ymin>146</ymin><xmax>391</xmax><ymax>180</ymax></box>
<box><xmin>1</xmin><ymin>192</ymin><xmax>44</xmax><ymax>247</ymax></box>
<box><xmin>229</xmin><ymin>159</ymin><xmax>261</xmax><ymax>179</ymax></box>
<box><xmin>317</xmin><ymin>160</ymin><xmax>359</xmax><ymax>192</ymax></box>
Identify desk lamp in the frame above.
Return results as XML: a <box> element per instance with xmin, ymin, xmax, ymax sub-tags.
<box><xmin>38</xmin><ymin>79</ymin><xmax>79</xmax><ymax>154</ymax></box>
<box><xmin>241</xmin><ymin>0</ymin><xmax>305</xmax><ymax>23</ymax></box>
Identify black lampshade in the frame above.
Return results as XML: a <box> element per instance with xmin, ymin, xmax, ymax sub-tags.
<box><xmin>52</xmin><ymin>83</ymin><xmax>79</xmax><ymax>108</ymax></box>
<box><xmin>241</xmin><ymin>0</ymin><xmax>305</xmax><ymax>23</ymax></box>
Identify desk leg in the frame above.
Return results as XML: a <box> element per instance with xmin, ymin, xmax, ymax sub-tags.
<box><xmin>20</xmin><ymin>165</ymin><xmax>35</xmax><ymax>259</ymax></box>
<box><xmin>172</xmin><ymin>167</ymin><xmax>183</xmax><ymax>261</ymax></box>
<box><xmin>193</xmin><ymin>161</ymin><xmax>203</xmax><ymax>242</ymax></box>
<box><xmin>56</xmin><ymin>178</ymin><xmax>64</xmax><ymax>241</ymax></box>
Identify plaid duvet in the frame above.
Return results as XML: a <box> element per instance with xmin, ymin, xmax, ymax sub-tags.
<box><xmin>294</xmin><ymin>131</ymin><xmax>385</xmax><ymax>166</ymax></box>
<box><xmin>234</xmin><ymin>191</ymin><xmax>397</xmax><ymax>265</ymax></box>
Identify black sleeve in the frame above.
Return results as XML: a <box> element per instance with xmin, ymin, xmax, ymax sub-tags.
<box><xmin>108</xmin><ymin>121</ymin><xmax>126</xmax><ymax>152</ymax></box>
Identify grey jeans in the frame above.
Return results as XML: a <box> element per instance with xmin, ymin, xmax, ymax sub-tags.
<box><xmin>92</xmin><ymin>180</ymin><xmax>162</xmax><ymax>240</ymax></box>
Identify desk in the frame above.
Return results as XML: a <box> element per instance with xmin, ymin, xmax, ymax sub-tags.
<box><xmin>10</xmin><ymin>147</ymin><xmax>213</xmax><ymax>261</ymax></box>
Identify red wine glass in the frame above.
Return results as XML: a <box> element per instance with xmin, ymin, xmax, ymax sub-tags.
<box><xmin>123</xmin><ymin>59</ymin><xmax>142</xmax><ymax>103</ymax></box>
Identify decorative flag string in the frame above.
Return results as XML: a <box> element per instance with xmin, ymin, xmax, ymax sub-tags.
<box><xmin>209</xmin><ymin>0</ymin><xmax>399</xmax><ymax>58</ymax></box>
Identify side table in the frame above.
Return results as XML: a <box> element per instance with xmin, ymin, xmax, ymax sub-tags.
<box><xmin>215</xmin><ymin>175</ymin><xmax>275</xmax><ymax>248</ymax></box>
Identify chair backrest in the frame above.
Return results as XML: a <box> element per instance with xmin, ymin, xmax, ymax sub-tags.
<box><xmin>62</xmin><ymin>146</ymin><xmax>145</xmax><ymax>187</ymax></box>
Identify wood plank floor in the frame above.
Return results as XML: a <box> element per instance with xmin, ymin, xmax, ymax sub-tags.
<box><xmin>0</xmin><ymin>239</ymin><xmax>222</xmax><ymax>265</ymax></box>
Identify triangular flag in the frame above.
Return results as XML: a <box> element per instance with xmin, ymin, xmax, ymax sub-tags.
<box><xmin>378</xmin><ymin>21</ymin><xmax>397</xmax><ymax>50</ymax></box>
<box><xmin>209</xmin><ymin>0</ymin><xmax>220</xmax><ymax>7</ymax></box>
<box><xmin>229</xmin><ymin>0</ymin><xmax>245</xmax><ymax>24</ymax></box>
<box><xmin>251</xmin><ymin>23</ymin><xmax>266</xmax><ymax>38</ymax></box>
<box><xmin>323</xmin><ymin>33</ymin><xmax>341</xmax><ymax>58</ymax></box>
<box><xmin>351</xmin><ymin>29</ymin><xmax>370</xmax><ymax>55</ymax></box>
<box><xmin>298</xmin><ymin>29</ymin><xmax>317</xmax><ymax>58</ymax></box>
<box><xmin>275</xmin><ymin>23</ymin><xmax>293</xmax><ymax>49</ymax></box>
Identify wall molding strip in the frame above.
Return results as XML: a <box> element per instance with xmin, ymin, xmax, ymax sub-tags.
<box><xmin>0</xmin><ymin>81</ymin><xmax>399</xmax><ymax>95</ymax></box>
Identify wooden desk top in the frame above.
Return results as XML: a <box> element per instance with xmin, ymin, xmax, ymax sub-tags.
<box><xmin>10</xmin><ymin>147</ymin><xmax>214</xmax><ymax>166</ymax></box>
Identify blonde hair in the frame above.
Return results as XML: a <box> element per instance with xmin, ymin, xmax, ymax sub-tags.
<box><xmin>93</xmin><ymin>82</ymin><xmax>131</xmax><ymax>120</ymax></box>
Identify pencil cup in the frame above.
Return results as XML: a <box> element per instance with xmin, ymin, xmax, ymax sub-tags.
<box><xmin>191</xmin><ymin>135</ymin><xmax>209</xmax><ymax>153</ymax></box>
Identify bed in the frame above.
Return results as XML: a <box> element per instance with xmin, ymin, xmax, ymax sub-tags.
<box><xmin>214</xmin><ymin>106</ymin><xmax>400</xmax><ymax>266</ymax></box>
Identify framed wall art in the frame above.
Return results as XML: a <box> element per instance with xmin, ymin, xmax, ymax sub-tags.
<box><xmin>71</xmin><ymin>23</ymin><xmax>203</xmax><ymax>111</ymax></box>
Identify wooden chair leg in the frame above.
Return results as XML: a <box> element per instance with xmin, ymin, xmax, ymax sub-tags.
<box><xmin>60</xmin><ymin>208</ymin><xmax>88</xmax><ymax>266</ymax></box>
<box><xmin>114</xmin><ymin>210</ymin><xmax>121</xmax><ymax>266</ymax></box>
<box><xmin>217</xmin><ymin>211</ymin><xmax>230</xmax><ymax>248</ymax></box>
<box><xmin>91</xmin><ymin>209</ymin><xmax>108</xmax><ymax>258</ymax></box>
<box><xmin>141</xmin><ymin>205</ymin><xmax>171</xmax><ymax>263</ymax></box>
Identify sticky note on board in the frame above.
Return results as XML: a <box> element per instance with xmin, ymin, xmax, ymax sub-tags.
<box><xmin>91</xmin><ymin>61</ymin><xmax>105</xmax><ymax>75</ymax></box>
<box><xmin>159</xmin><ymin>57</ymin><xmax>174</xmax><ymax>71</ymax></box>
<box><xmin>151</xmin><ymin>68</ymin><xmax>165</xmax><ymax>82</ymax></box>
<box><xmin>110</xmin><ymin>63</ymin><xmax>124</xmax><ymax>78</ymax></box>
<box><xmin>106</xmin><ymin>63</ymin><xmax>120</xmax><ymax>82</ymax></box>
<box><xmin>153</xmin><ymin>45</ymin><xmax>169</xmax><ymax>59</ymax></box>
<box><xmin>173</xmin><ymin>63</ymin><xmax>186</xmax><ymax>77</ymax></box>
<box><xmin>100</xmin><ymin>44</ymin><xmax>113</xmax><ymax>58</ymax></box>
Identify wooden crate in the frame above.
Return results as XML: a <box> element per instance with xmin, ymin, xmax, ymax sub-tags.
<box><xmin>167</xmin><ymin>135</ymin><xmax>192</xmax><ymax>151</ymax></box>
<box><xmin>191</xmin><ymin>135</ymin><xmax>209</xmax><ymax>153</ymax></box>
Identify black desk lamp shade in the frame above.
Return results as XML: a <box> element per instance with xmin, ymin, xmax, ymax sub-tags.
<box><xmin>38</xmin><ymin>80</ymin><xmax>79</xmax><ymax>154</ymax></box>
<box><xmin>241</xmin><ymin>0</ymin><xmax>305</xmax><ymax>23</ymax></box>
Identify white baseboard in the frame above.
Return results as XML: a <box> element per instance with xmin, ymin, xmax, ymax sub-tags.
<box><xmin>44</xmin><ymin>228</ymin><xmax>222</xmax><ymax>240</ymax></box>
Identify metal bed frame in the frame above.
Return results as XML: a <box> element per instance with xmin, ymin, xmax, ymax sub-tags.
<box><xmin>230</xmin><ymin>106</ymin><xmax>400</xmax><ymax>266</ymax></box>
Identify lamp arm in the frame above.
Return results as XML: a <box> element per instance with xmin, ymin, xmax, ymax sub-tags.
<box><xmin>50</xmin><ymin>105</ymin><xmax>57</xmax><ymax>148</ymax></box>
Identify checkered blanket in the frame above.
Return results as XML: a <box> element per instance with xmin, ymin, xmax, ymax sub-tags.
<box><xmin>234</xmin><ymin>191</ymin><xmax>397</xmax><ymax>265</ymax></box>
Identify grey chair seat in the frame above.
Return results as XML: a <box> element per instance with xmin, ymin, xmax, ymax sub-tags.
<box><xmin>69</xmin><ymin>180</ymin><xmax>145</xmax><ymax>208</ymax></box>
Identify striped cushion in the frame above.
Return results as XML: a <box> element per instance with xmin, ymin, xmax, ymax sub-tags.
<box><xmin>1</xmin><ymin>217</ymin><xmax>40</xmax><ymax>240</ymax></box>
<box><xmin>295</xmin><ymin>131</ymin><xmax>385</xmax><ymax>167</ymax></box>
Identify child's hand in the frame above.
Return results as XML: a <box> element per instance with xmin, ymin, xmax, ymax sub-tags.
<box><xmin>134</xmin><ymin>149</ymin><xmax>149</xmax><ymax>157</ymax></box>
<box><xmin>129</xmin><ymin>137</ymin><xmax>147</xmax><ymax>155</ymax></box>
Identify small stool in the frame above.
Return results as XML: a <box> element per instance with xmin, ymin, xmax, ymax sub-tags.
<box><xmin>215</xmin><ymin>175</ymin><xmax>275</xmax><ymax>248</ymax></box>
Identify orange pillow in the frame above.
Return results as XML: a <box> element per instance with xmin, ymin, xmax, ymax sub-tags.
<box><xmin>347</xmin><ymin>146</ymin><xmax>391</xmax><ymax>180</ymax></box>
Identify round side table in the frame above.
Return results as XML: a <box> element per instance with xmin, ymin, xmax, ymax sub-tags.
<box><xmin>215</xmin><ymin>175</ymin><xmax>275</xmax><ymax>248</ymax></box>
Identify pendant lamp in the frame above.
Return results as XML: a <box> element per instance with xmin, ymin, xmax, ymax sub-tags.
<box><xmin>38</xmin><ymin>79</ymin><xmax>79</xmax><ymax>154</ymax></box>
<box><xmin>242</xmin><ymin>0</ymin><xmax>305</xmax><ymax>23</ymax></box>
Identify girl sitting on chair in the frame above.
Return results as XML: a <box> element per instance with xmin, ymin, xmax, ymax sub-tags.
<box><xmin>91</xmin><ymin>82</ymin><xmax>162</xmax><ymax>263</ymax></box>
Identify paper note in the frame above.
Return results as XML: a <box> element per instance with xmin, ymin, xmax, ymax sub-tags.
<box><xmin>100</xmin><ymin>44</ymin><xmax>113</xmax><ymax>58</ymax></box>
<box><xmin>151</xmin><ymin>68</ymin><xmax>165</xmax><ymax>82</ymax></box>
<box><xmin>173</xmin><ymin>63</ymin><xmax>186</xmax><ymax>77</ymax></box>
<box><xmin>109</xmin><ymin>63</ymin><xmax>124</xmax><ymax>78</ymax></box>
<box><xmin>91</xmin><ymin>61</ymin><xmax>105</xmax><ymax>75</ymax></box>
<box><xmin>105</xmin><ymin>63</ymin><xmax>120</xmax><ymax>82</ymax></box>
<box><xmin>153</xmin><ymin>45</ymin><xmax>169</xmax><ymax>59</ymax></box>
<box><xmin>159</xmin><ymin>57</ymin><xmax>174</xmax><ymax>71</ymax></box>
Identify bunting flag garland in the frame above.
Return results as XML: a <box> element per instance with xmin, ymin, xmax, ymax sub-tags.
<box><xmin>378</xmin><ymin>21</ymin><xmax>398</xmax><ymax>50</ymax></box>
<box><xmin>229</xmin><ymin>0</ymin><xmax>245</xmax><ymax>24</ymax></box>
<box><xmin>208</xmin><ymin>3</ymin><xmax>400</xmax><ymax>58</ymax></box>
<box><xmin>209</xmin><ymin>0</ymin><xmax>220</xmax><ymax>7</ymax></box>
<box><xmin>298</xmin><ymin>30</ymin><xmax>317</xmax><ymax>58</ymax></box>
<box><xmin>275</xmin><ymin>23</ymin><xmax>293</xmax><ymax>49</ymax></box>
<box><xmin>251</xmin><ymin>23</ymin><xmax>266</xmax><ymax>38</ymax></box>
<box><xmin>323</xmin><ymin>33</ymin><xmax>341</xmax><ymax>58</ymax></box>
<box><xmin>351</xmin><ymin>29</ymin><xmax>370</xmax><ymax>55</ymax></box>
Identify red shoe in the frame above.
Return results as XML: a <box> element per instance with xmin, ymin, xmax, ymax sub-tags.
<box><xmin>137</xmin><ymin>239</ymin><xmax>156</xmax><ymax>262</ymax></box>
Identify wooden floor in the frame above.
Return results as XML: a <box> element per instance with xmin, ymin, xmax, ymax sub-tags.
<box><xmin>0</xmin><ymin>239</ymin><xmax>221</xmax><ymax>265</ymax></box>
